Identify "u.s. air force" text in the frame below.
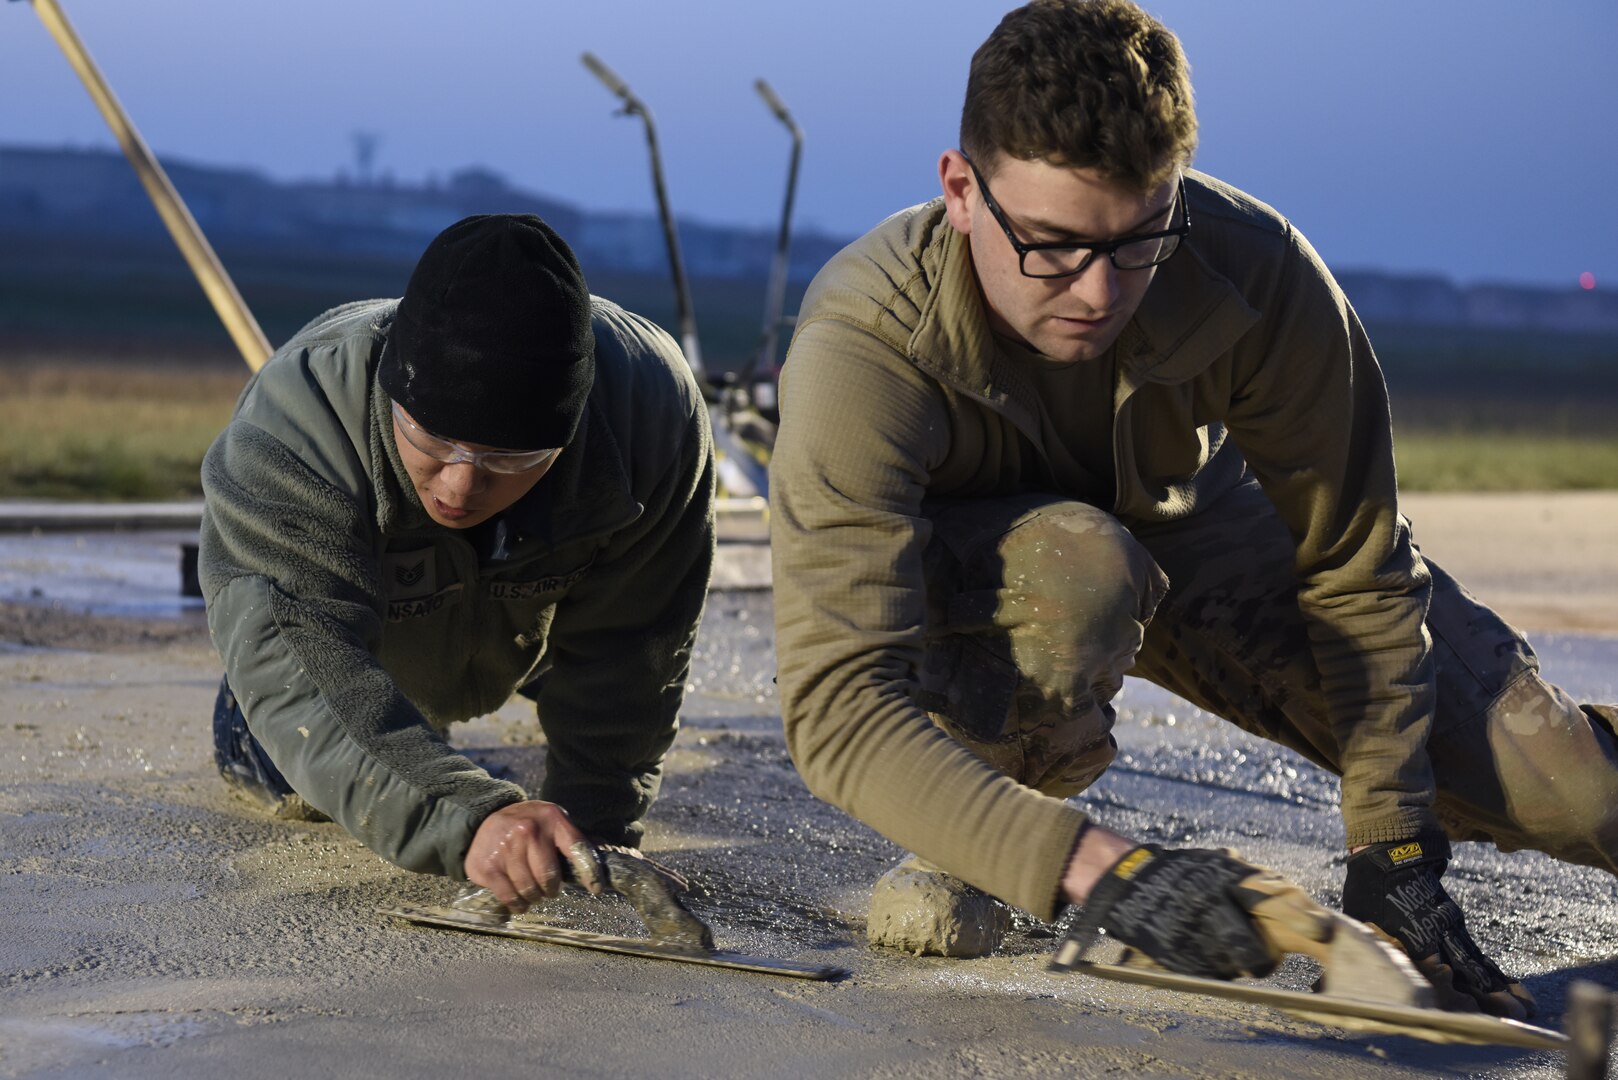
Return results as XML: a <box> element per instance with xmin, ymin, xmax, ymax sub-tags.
<box><xmin>486</xmin><ymin>564</ymin><xmax>591</xmax><ymax>600</ymax></box>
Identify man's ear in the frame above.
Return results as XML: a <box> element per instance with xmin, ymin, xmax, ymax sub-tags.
<box><xmin>938</xmin><ymin>150</ymin><xmax>976</xmax><ymax>236</ymax></box>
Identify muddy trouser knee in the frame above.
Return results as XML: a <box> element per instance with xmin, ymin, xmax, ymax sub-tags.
<box><xmin>1127</xmin><ymin>476</ymin><xmax>1618</xmax><ymax>875</ymax></box>
<box><xmin>917</xmin><ymin>493</ymin><xmax>1169</xmax><ymax>798</ymax></box>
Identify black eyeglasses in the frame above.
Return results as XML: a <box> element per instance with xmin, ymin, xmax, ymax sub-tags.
<box><xmin>961</xmin><ymin>152</ymin><xmax>1190</xmax><ymax>279</ymax></box>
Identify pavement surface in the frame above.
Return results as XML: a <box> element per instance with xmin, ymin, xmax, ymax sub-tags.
<box><xmin>1</xmin><ymin>493</ymin><xmax>1615</xmax><ymax>1079</ymax></box>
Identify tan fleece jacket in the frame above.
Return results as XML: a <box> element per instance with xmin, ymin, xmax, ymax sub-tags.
<box><xmin>769</xmin><ymin>172</ymin><xmax>1437</xmax><ymax>920</ymax></box>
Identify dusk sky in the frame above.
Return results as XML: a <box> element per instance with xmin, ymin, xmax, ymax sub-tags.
<box><xmin>4</xmin><ymin>0</ymin><xmax>1614</xmax><ymax>288</ymax></box>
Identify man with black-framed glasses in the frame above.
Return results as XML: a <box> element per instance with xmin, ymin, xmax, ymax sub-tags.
<box><xmin>199</xmin><ymin>214</ymin><xmax>715</xmax><ymax>913</ymax></box>
<box><xmin>961</xmin><ymin>151</ymin><xmax>1190</xmax><ymax>281</ymax></box>
<box><xmin>769</xmin><ymin>0</ymin><xmax>1615</xmax><ymax>1010</ymax></box>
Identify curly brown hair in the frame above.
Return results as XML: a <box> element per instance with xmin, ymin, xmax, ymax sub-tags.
<box><xmin>960</xmin><ymin>0</ymin><xmax>1197</xmax><ymax>193</ymax></box>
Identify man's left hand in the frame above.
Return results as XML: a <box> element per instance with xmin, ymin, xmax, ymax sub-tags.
<box><xmin>1342</xmin><ymin>835</ymin><xmax>1536</xmax><ymax>1019</ymax></box>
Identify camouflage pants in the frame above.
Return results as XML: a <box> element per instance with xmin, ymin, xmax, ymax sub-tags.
<box><xmin>916</xmin><ymin>480</ymin><xmax>1618</xmax><ymax>874</ymax></box>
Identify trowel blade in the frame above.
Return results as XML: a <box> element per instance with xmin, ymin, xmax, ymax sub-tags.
<box><xmin>1313</xmin><ymin>912</ymin><xmax>1433</xmax><ymax>1009</ymax></box>
<box><xmin>1056</xmin><ymin>957</ymin><xmax>1567</xmax><ymax>1050</ymax></box>
<box><xmin>382</xmin><ymin>904</ymin><xmax>846</xmax><ymax>981</ymax></box>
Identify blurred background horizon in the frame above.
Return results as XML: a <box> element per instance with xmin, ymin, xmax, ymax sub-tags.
<box><xmin>2</xmin><ymin>0</ymin><xmax>1616</xmax><ymax>501</ymax></box>
<box><xmin>4</xmin><ymin>0</ymin><xmax>1614</xmax><ymax>288</ymax></box>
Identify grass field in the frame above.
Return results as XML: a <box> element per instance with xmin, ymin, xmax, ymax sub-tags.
<box><xmin>0</xmin><ymin>357</ymin><xmax>1612</xmax><ymax>500</ymax></box>
<box><xmin>1393</xmin><ymin>431</ymin><xmax>1618</xmax><ymax>491</ymax></box>
<box><xmin>1390</xmin><ymin>392</ymin><xmax>1618</xmax><ymax>490</ymax></box>
<box><xmin>0</xmin><ymin>362</ymin><xmax>246</xmax><ymax>500</ymax></box>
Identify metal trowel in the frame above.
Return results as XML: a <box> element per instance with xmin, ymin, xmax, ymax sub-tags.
<box><xmin>1051</xmin><ymin>911</ymin><xmax>1575</xmax><ymax>1052</ymax></box>
<box><xmin>383</xmin><ymin>846</ymin><xmax>845</xmax><ymax>981</ymax></box>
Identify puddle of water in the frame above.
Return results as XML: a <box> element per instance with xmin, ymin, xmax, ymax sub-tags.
<box><xmin>0</xmin><ymin>530</ymin><xmax>201</xmax><ymax>618</ymax></box>
<box><xmin>1530</xmin><ymin>632</ymin><xmax>1618</xmax><ymax>702</ymax></box>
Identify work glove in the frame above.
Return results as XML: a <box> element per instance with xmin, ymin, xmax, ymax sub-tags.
<box><xmin>1341</xmin><ymin>835</ymin><xmax>1536</xmax><ymax>1019</ymax></box>
<box><xmin>1068</xmin><ymin>845</ymin><xmax>1334</xmax><ymax>980</ymax></box>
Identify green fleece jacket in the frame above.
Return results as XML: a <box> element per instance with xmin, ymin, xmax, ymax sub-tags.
<box><xmin>200</xmin><ymin>297</ymin><xmax>714</xmax><ymax>879</ymax></box>
<box><xmin>770</xmin><ymin>173</ymin><xmax>1437</xmax><ymax>920</ymax></box>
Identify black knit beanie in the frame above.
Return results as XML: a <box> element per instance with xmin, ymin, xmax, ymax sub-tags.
<box><xmin>378</xmin><ymin>213</ymin><xmax>594</xmax><ymax>451</ymax></box>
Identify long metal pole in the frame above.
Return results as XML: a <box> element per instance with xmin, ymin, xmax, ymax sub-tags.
<box><xmin>639</xmin><ymin>118</ymin><xmax>704</xmax><ymax>382</ymax></box>
<box><xmin>752</xmin><ymin>79</ymin><xmax>802</xmax><ymax>384</ymax></box>
<box><xmin>24</xmin><ymin>0</ymin><xmax>273</xmax><ymax>370</ymax></box>
<box><xmin>581</xmin><ymin>52</ymin><xmax>705</xmax><ymax>386</ymax></box>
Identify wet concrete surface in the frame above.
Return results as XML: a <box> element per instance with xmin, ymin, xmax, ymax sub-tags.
<box><xmin>1</xmin><ymin>588</ymin><xmax>1615</xmax><ymax>1077</ymax></box>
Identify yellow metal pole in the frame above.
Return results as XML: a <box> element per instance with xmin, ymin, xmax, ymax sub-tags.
<box><xmin>27</xmin><ymin>0</ymin><xmax>273</xmax><ymax>370</ymax></box>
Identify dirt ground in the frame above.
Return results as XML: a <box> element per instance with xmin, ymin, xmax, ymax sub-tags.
<box><xmin>1400</xmin><ymin>492</ymin><xmax>1618</xmax><ymax>635</ymax></box>
<box><xmin>1</xmin><ymin>493</ymin><xmax>1615</xmax><ymax>1079</ymax></box>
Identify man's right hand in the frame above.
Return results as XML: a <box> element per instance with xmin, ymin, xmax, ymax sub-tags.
<box><xmin>465</xmin><ymin>800</ymin><xmax>602</xmax><ymax>912</ymax></box>
<box><xmin>1062</xmin><ymin>827</ymin><xmax>1333</xmax><ymax>980</ymax></box>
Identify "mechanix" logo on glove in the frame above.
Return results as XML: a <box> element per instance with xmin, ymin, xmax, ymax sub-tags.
<box><xmin>1387</xmin><ymin>841</ymin><xmax>1425</xmax><ymax>865</ymax></box>
<box><xmin>1111</xmin><ymin>847</ymin><xmax>1155</xmax><ymax>881</ymax></box>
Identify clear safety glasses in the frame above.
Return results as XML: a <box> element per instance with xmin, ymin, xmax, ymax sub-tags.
<box><xmin>390</xmin><ymin>401</ymin><xmax>562</xmax><ymax>475</ymax></box>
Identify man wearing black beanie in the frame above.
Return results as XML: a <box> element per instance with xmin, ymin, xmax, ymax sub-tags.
<box><xmin>199</xmin><ymin>214</ymin><xmax>715</xmax><ymax>912</ymax></box>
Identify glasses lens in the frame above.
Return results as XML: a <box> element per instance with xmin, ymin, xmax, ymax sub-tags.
<box><xmin>479</xmin><ymin>449</ymin><xmax>558</xmax><ymax>475</ymax></box>
<box><xmin>393</xmin><ymin>402</ymin><xmax>556</xmax><ymax>473</ymax></box>
<box><xmin>397</xmin><ymin>415</ymin><xmax>456</xmax><ymax>460</ymax></box>
<box><xmin>1113</xmin><ymin>233</ymin><xmax>1181</xmax><ymax>270</ymax></box>
<box><xmin>1022</xmin><ymin>246</ymin><xmax>1094</xmax><ymax>279</ymax></box>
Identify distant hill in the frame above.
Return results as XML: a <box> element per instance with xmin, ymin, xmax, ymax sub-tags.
<box><xmin>1</xmin><ymin>144</ymin><xmax>840</xmax><ymax>368</ymax></box>
<box><xmin>1333</xmin><ymin>270</ymin><xmax>1616</xmax><ymax>336</ymax></box>
<box><xmin>7</xmin><ymin>144</ymin><xmax>1616</xmax><ymax>330</ymax></box>
<box><xmin>0</xmin><ymin>144</ymin><xmax>846</xmax><ymax>284</ymax></box>
<box><xmin>2</xmin><ymin>143</ymin><xmax>1615</xmax><ymax>376</ymax></box>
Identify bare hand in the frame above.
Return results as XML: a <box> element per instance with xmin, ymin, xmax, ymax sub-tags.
<box><xmin>1060</xmin><ymin>821</ymin><xmax>1138</xmax><ymax>906</ymax></box>
<box><xmin>465</xmin><ymin>800</ymin><xmax>596</xmax><ymax>912</ymax></box>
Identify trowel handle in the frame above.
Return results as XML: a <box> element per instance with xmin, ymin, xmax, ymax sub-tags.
<box><xmin>1048</xmin><ymin>915</ymin><xmax>1104</xmax><ymax>972</ymax></box>
<box><xmin>1567</xmin><ymin>981</ymin><xmax>1614</xmax><ymax>1080</ymax></box>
